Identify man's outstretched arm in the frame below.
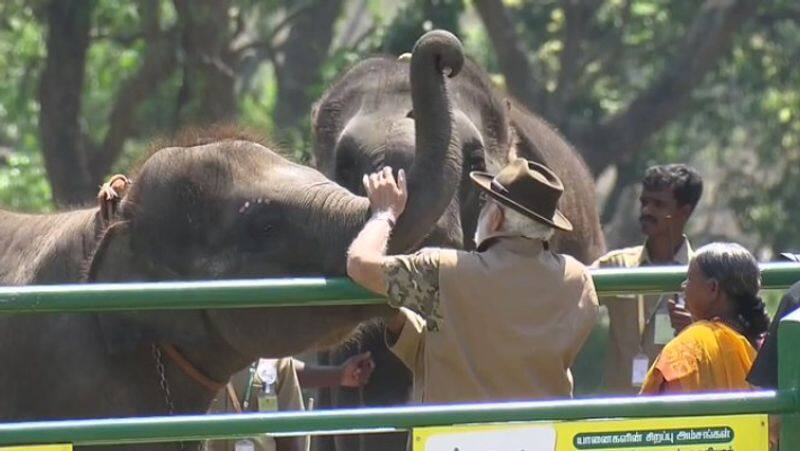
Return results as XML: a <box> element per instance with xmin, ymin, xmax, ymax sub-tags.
<box><xmin>346</xmin><ymin>167</ymin><xmax>407</xmax><ymax>294</ymax></box>
<box><xmin>347</xmin><ymin>166</ymin><xmax>442</xmax><ymax>333</ymax></box>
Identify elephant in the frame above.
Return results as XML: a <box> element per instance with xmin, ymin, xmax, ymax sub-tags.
<box><xmin>311</xmin><ymin>45</ymin><xmax>607</xmax><ymax>451</ymax></box>
<box><xmin>0</xmin><ymin>30</ymin><xmax>465</xmax><ymax>451</ymax></box>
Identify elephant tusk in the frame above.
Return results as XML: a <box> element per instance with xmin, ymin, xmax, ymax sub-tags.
<box><xmin>397</xmin><ymin>52</ymin><xmax>411</xmax><ymax>62</ymax></box>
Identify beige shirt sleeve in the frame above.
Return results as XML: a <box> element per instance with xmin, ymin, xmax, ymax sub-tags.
<box><xmin>386</xmin><ymin>307</ymin><xmax>427</xmax><ymax>371</ymax></box>
<box><xmin>382</xmin><ymin>250</ymin><xmax>442</xmax><ymax>331</ymax></box>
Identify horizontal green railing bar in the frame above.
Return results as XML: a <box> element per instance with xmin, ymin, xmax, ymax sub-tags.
<box><xmin>0</xmin><ymin>263</ymin><xmax>798</xmax><ymax>313</ymax></box>
<box><xmin>0</xmin><ymin>391</ymin><xmax>791</xmax><ymax>446</ymax></box>
<box><xmin>0</xmin><ymin>278</ymin><xmax>382</xmax><ymax>313</ymax></box>
<box><xmin>592</xmin><ymin>262</ymin><xmax>800</xmax><ymax>295</ymax></box>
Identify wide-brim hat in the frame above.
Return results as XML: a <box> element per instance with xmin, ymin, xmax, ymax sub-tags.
<box><xmin>469</xmin><ymin>158</ymin><xmax>573</xmax><ymax>231</ymax></box>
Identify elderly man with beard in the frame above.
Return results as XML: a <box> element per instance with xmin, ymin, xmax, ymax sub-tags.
<box><xmin>346</xmin><ymin>158</ymin><xmax>598</xmax><ymax>403</ymax></box>
<box><xmin>592</xmin><ymin>164</ymin><xmax>703</xmax><ymax>394</ymax></box>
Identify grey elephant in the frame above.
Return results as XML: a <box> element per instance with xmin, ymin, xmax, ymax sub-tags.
<box><xmin>314</xmin><ymin>57</ymin><xmax>604</xmax><ymax>259</ymax></box>
<box><xmin>0</xmin><ymin>30</ymin><xmax>465</xmax><ymax>451</ymax></box>
<box><xmin>311</xmin><ymin>39</ymin><xmax>607</xmax><ymax>451</ymax></box>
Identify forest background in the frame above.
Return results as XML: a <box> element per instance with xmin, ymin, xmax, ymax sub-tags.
<box><xmin>0</xmin><ymin>0</ymin><xmax>798</xmax><ymax>256</ymax></box>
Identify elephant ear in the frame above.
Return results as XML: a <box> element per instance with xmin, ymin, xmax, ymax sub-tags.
<box><xmin>87</xmin><ymin>221</ymin><xmax>209</xmax><ymax>354</ymax></box>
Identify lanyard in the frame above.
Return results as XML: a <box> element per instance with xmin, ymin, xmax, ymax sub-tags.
<box><xmin>638</xmin><ymin>294</ymin><xmax>672</xmax><ymax>349</ymax></box>
<box><xmin>637</xmin><ymin>255</ymin><xmax>680</xmax><ymax>349</ymax></box>
<box><xmin>241</xmin><ymin>362</ymin><xmax>257</xmax><ymax>410</ymax></box>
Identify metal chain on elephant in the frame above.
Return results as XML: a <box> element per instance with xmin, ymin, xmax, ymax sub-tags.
<box><xmin>151</xmin><ymin>343</ymin><xmax>186</xmax><ymax>450</ymax></box>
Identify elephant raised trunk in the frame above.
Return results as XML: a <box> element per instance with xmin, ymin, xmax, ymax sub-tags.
<box><xmin>394</xmin><ymin>29</ymin><xmax>465</xmax><ymax>252</ymax></box>
<box><xmin>316</xmin><ymin>30</ymin><xmax>466</xmax><ymax>265</ymax></box>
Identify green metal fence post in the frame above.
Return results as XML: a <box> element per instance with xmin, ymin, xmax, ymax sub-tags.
<box><xmin>779</xmin><ymin>308</ymin><xmax>800</xmax><ymax>445</ymax></box>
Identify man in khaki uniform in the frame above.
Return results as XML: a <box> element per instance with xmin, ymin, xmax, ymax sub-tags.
<box><xmin>347</xmin><ymin>158</ymin><xmax>598</xmax><ymax>403</ymax></box>
<box><xmin>592</xmin><ymin>164</ymin><xmax>703</xmax><ymax>394</ymax></box>
<box><xmin>205</xmin><ymin>354</ymin><xmax>373</xmax><ymax>451</ymax></box>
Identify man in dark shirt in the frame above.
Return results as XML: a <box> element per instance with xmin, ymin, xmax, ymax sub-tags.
<box><xmin>747</xmin><ymin>253</ymin><xmax>800</xmax><ymax>450</ymax></box>
<box><xmin>747</xmin><ymin>253</ymin><xmax>800</xmax><ymax>389</ymax></box>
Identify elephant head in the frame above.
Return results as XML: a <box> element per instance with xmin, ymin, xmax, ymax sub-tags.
<box><xmin>313</xmin><ymin>47</ymin><xmax>605</xmax><ymax>260</ymax></box>
<box><xmin>313</xmin><ymin>31</ymin><xmax>494</xmax><ymax>249</ymax></box>
<box><xmin>86</xmin><ymin>30</ymin><xmax>465</xmax><ymax>367</ymax></box>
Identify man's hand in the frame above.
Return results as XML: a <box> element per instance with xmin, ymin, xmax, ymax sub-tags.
<box><xmin>339</xmin><ymin>352</ymin><xmax>375</xmax><ymax>388</ymax></box>
<box><xmin>668</xmin><ymin>296</ymin><xmax>692</xmax><ymax>334</ymax></box>
<box><xmin>347</xmin><ymin>167</ymin><xmax>407</xmax><ymax>294</ymax></box>
<box><xmin>363</xmin><ymin>167</ymin><xmax>407</xmax><ymax>222</ymax></box>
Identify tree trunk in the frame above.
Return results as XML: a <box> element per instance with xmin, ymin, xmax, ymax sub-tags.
<box><xmin>274</xmin><ymin>0</ymin><xmax>344</xmax><ymax>131</ymax></box>
<box><xmin>88</xmin><ymin>1</ymin><xmax>179</xmax><ymax>183</ymax></box>
<box><xmin>38</xmin><ymin>0</ymin><xmax>96</xmax><ymax>206</ymax></box>
<box><xmin>473</xmin><ymin>0</ymin><xmax>546</xmax><ymax>113</ymax></box>
<box><xmin>173</xmin><ymin>0</ymin><xmax>237</xmax><ymax>126</ymax></box>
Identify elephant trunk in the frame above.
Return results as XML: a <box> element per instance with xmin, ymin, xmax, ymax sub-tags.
<box><xmin>310</xmin><ymin>30</ymin><xmax>466</xmax><ymax>272</ymax></box>
<box><xmin>389</xmin><ymin>30</ymin><xmax>465</xmax><ymax>253</ymax></box>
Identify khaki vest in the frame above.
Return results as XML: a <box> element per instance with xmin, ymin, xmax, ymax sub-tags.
<box><xmin>396</xmin><ymin>236</ymin><xmax>599</xmax><ymax>404</ymax></box>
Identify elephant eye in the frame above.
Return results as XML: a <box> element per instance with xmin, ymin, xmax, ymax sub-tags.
<box><xmin>466</xmin><ymin>150</ymin><xmax>485</xmax><ymax>173</ymax></box>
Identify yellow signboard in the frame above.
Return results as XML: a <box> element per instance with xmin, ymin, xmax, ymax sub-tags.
<box><xmin>413</xmin><ymin>414</ymin><xmax>767</xmax><ymax>450</ymax></box>
<box><xmin>0</xmin><ymin>446</ymin><xmax>71</xmax><ymax>451</ymax></box>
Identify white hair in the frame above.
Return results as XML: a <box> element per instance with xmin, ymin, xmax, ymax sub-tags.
<box><xmin>497</xmin><ymin>204</ymin><xmax>555</xmax><ymax>241</ymax></box>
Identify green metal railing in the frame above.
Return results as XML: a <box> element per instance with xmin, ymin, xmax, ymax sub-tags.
<box><xmin>0</xmin><ymin>391</ymin><xmax>791</xmax><ymax>446</ymax></box>
<box><xmin>0</xmin><ymin>262</ymin><xmax>798</xmax><ymax>313</ymax></box>
<box><xmin>0</xmin><ymin>264</ymin><xmax>799</xmax><ymax>447</ymax></box>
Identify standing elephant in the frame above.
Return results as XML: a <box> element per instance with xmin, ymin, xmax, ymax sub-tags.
<box><xmin>311</xmin><ymin>39</ymin><xmax>606</xmax><ymax>451</ymax></box>
<box><xmin>0</xmin><ymin>30</ymin><xmax>465</xmax><ymax>451</ymax></box>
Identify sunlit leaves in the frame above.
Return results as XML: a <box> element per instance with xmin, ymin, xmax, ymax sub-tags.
<box><xmin>0</xmin><ymin>152</ymin><xmax>52</xmax><ymax>212</ymax></box>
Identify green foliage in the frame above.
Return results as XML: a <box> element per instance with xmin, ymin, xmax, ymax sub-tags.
<box><xmin>83</xmin><ymin>1</ymin><xmax>147</xmax><ymax>145</ymax></box>
<box><xmin>0</xmin><ymin>152</ymin><xmax>52</xmax><ymax>212</ymax></box>
<box><xmin>240</xmin><ymin>65</ymin><xmax>278</xmax><ymax>136</ymax></box>
<box><xmin>502</xmin><ymin>0</ymin><xmax>800</xmax><ymax>252</ymax></box>
<box><xmin>380</xmin><ymin>0</ymin><xmax>465</xmax><ymax>55</ymax></box>
<box><xmin>674</xmin><ymin>5</ymin><xmax>800</xmax><ymax>253</ymax></box>
<box><xmin>0</xmin><ymin>2</ymin><xmax>45</xmax><ymax>151</ymax></box>
<box><xmin>0</xmin><ymin>1</ymin><xmax>49</xmax><ymax>211</ymax></box>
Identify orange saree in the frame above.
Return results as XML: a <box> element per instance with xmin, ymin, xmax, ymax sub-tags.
<box><xmin>640</xmin><ymin>320</ymin><xmax>756</xmax><ymax>394</ymax></box>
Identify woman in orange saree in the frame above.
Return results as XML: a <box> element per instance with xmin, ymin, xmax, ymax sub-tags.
<box><xmin>640</xmin><ymin>242</ymin><xmax>769</xmax><ymax>394</ymax></box>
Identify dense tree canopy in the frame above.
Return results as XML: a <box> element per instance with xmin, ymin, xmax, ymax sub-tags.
<box><xmin>0</xmin><ymin>0</ymin><xmax>797</xmax><ymax>254</ymax></box>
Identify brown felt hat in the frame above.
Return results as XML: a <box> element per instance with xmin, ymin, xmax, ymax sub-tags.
<box><xmin>469</xmin><ymin>158</ymin><xmax>573</xmax><ymax>231</ymax></box>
